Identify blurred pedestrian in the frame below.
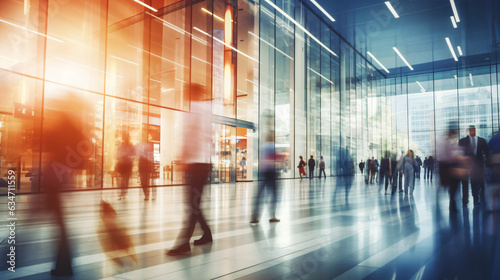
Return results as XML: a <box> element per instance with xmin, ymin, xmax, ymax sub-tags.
<box><xmin>116</xmin><ymin>131</ymin><xmax>134</xmax><ymax>200</ymax></box>
<box><xmin>167</xmin><ymin>84</ymin><xmax>213</xmax><ymax>256</ymax></box>
<box><xmin>308</xmin><ymin>155</ymin><xmax>315</xmax><ymax>180</ymax></box>
<box><xmin>379</xmin><ymin>153</ymin><xmax>392</xmax><ymax>194</ymax></box>
<box><xmin>427</xmin><ymin>156</ymin><xmax>435</xmax><ymax>181</ymax></box>
<box><xmin>486</xmin><ymin>132</ymin><xmax>500</xmax><ymax>211</ymax></box>
<box><xmin>400</xmin><ymin>150</ymin><xmax>416</xmax><ymax>195</ymax></box>
<box><xmin>459</xmin><ymin>125</ymin><xmax>489</xmax><ymax>205</ymax></box>
<box><xmin>437</xmin><ymin>127</ymin><xmax>467</xmax><ymax>213</ymax></box>
<box><xmin>359</xmin><ymin>160</ymin><xmax>365</xmax><ymax>174</ymax></box>
<box><xmin>138</xmin><ymin>142</ymin><xmax>155</xmax><ymax>200</ymax></box>
<box><xmin>318</xmin><ymin>156</ymin><xmax>326</xmax><ymax>179</ymax></box>
<box><xmin>297</xmin><ymin>156</ymin><xmax>306</xmax><ymax>178</ymax></box>
<box><xmin>41</xmin><ymin>91</ymin><xmax>93</xmax><ymax>276</ymax></box>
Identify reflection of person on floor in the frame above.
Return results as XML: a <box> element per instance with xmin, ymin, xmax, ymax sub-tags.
<box><xmin>41</xmin><ymin>91</ymin><xmax>92</xmax><ymax>276</ymax></box>
<box><xmin>167</xmin><ymin>84</ymin><xmax>213</xmax><ymax>256</ymax></box>
<box><xmin>250</xmin><ymin>131</ymin><xmax>280</xmax><ymax>224</ymax></box>
<box><xmin>138</xmin><ymin>142</ymin><xmax>155</xmax><ymax>200</ymax></box>
<box><xmin>116</xmin><ymin>132</ymin><xmax>134</xmax><ymax>200</ymax></box>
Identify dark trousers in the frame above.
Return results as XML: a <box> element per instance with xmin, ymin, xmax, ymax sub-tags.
<box><xmin>383</xmin><ymin>172</ymin><xmax>392</xmax><ymax>192</ymax></box>
<box><xmin>253</xmin><ymin>170</ymin><xmax>277</xmax><ymax>218</ymax></box>
<box><xmin>426</xmin><ymin>168</ymin><xmax>433</xmax><ymax>180</ymax></box>
<box><xmin>319</xmin><ymin>168</ymin><xmax>326</xmax><ymax>179</ymax></box>
<box><xmin>309</xmin><ymin>168</ymin><xmax>314</xmax><ymax>179</ymax></box>
<box><xmin>462</xmin><ymin>176</ymin><xmax>484</xmax><ymax>204</ymax></box>
<box><xmin>449</xmin><ymin>177</ymin><xmax>461</xmax><ymax>210</ymax></box>
<box><xmin>177</xmin><ymin>163</ymin><xmax>212</xmax><ymax>245</ymax></box>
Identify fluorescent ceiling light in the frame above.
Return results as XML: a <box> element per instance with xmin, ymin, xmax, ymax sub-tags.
<box><xmin>393</xmin><ymin>47</ymin><xmax>413</xmax><ymax>70</ymax></box>
<box><xmin>133</xmin><ymin>0</ymin><xmax>158</xmax><ymax>12</ymax></box>
<box><xmin>367</xmin><ymin>52</ymin><xmax>390</xmax><ymax>73</ymax></box>
<box><xmin>0</xmin><ymin>18</ymin><xmax>63</xmax><ymax>42</ymax></box>
<box><xmin>264</xmin><ymin>0</ymin><xmax>337</xmax><ymax>57</ymax></box>
<box><xmin>310</xmin><ymin>0</ymin><xmax>336</xmax><ymax>22</ymax></box>
<box><xmin>457</xmin><ymin>46</ymin><xmax>463</xmax><ymax>56</ymax></box>
<box><xmin>416</xmin><ymin>81</ymin><xmax>426</xmax><ymax>92</ymax></box>
<box><xmin>201</xmin><ymin>8</ymin><xmax>225</xmax><ymax>22</ymax></box>
<box><xmin>445</xmin><ymin>37</ymin><xmax>458</xmax><ymax>61</ymax></box>
<box><xmin>469</xmin><ymin>73</ymin><xmax>474</xmax><ymax>86</ymax></box>
<box><xmin>385</xmin><ymin>2</ymin><xmax>400</xmax><ymax>18</ymax></box>
<box><xmin>454</xmin><ymin>74</ymin><xmax>457</xmax><ymax>79</ymax></box>
<box><xmin>450</xmin><ymin>0</ymin><xmax>460</xmax><ymax>23</ymax></box>
<box><xmin>450</xmin><ymin>16</ymin><xmax>457</xmax><ymax>28</ymax></box>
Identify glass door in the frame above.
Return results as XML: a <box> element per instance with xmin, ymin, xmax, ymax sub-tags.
<box><xmin>211</xmin><ymin>124</ymin><xmax>236</xmax><ymax>183</ymax></box>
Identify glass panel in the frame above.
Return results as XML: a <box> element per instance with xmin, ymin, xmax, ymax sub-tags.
<box><xmin>42</xmin><ymin>82</ymin><xmax>103</xmax><ymax>190</ymax></box>
<box><xmin>45</xmin><ymin>0</ymin><xmax>106</xmax><ymax>92</ymax></box>
<box><xmin>106</xmin><ymin>13</ymin><xmax>147</xmax><ymax>103</ymax></box>
<box><xmin>458</xmin><ymin>66</ymin><xmax>493</xmax><ymax>140</ymax></box>
<box><xmin>103</xmin><ymin>96</ymin><xmax>146</xmax><ymax>189</ymax></box>
<box><xmin>407</xmin><ymin>74</ymin><xmax>434</xmax><ymax>158</ymax></box>
<box><xmin>0</xmin><ymin>0</ymin><xmax>45</xmax><ymax>77</ymax></box>
<box><xmin>434</xmin><ymin>70</ymin><xmax>459</xmax><ymax>134</ymax></box>
<box><xmin>236</xmin><ymin>0</ymin><xmax>259</xmax><ymax>122</ymax></box>
<box><xmin>0</xmin><ymin>70</ymin><xmax>43</xmax><ymax>194</ymax></box>
<box><xmin>149</xmin><ymin>6</ymin><xmax>190</xmax><ymax>110</ymax></box>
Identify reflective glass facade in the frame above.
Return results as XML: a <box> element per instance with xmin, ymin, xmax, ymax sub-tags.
<box><xmin>0</xmin><ymin>0</ymin><xmax>498</xmax><ymax>194</ymax></box>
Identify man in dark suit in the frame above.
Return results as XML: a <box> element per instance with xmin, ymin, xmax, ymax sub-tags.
<box><xmin>308</xmin><ymin>155</ymin><xmax>315</xmax><ymax>180</ymax></box>
<box><xmin>459</xmin><ymin>125</ymin><xmax>489</xmax><ymax>205</ymax></box>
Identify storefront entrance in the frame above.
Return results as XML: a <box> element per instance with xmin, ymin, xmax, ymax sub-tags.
<box><xmin>210</xmin><ymin>123</ymin><xmax>253</xmax><ymax>183</ymax></box>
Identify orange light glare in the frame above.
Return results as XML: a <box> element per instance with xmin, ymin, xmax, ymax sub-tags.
<box><xmin>133</xmin><ymin>0</ymin><xmax>158</xmax><ymax>12</ymax></box>
<box><xmin>224</xmin><ymin>8</ymin><xmax>233</xmax><ymax>45</ymax></box>
<box><xmin>201</xmin><ymin>8</ymin><xmax>225</xmax><ymax>22</ymax></box>
<box><xmin>0</xmin><ymin>18</ymin><xmax>63</xmax><ymax>42</ymax></box>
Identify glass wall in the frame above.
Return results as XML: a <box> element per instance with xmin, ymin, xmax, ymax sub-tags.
<box><xmin>0</xmin><ymin>0</ymin><xmax>499</xmax><ymax>194</ymax></box>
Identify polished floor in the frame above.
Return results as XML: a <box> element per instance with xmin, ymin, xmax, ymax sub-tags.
<box><xmin>1</xmin><ymin>175</ymin><xmax>500</xmax><ymax>280</ymax></box>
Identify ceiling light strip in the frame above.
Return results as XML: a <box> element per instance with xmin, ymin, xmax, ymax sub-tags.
<box><xmin>384</xmin><ymin>2</ymin><xmax>400</xmax><ymax>18</ymax></box>
<box><xmin>193</xmin><ymin>27</ymin><xmax>259</xmax><ymax>62</ymax></box>
<box><xmin>201</xmin><ymin>8</ymin><xmax>225</xmax><ymax>22</ymax></box>
<box><xmin>308</xmin><ymin>67</ymin><xmax>334</xmax><ymax>85</ymax></box>
<box><xmin>264</xmin><ymin>0</ymin><xmax>338</xmax><ymax>57</ymax></box>
<box><xmin>110</xmin><ymin>55</ymin><xmax>139</xmax><ymax>65</ymax></box>
<box><xmin>469</xmin><ymin>73</ymin><xmax>474</xmax><ymax>86</ymax></box>
<box><xmin>367</xmin><ymin>52</ymin><xmax>390</xmax><ymax>73</ymax></box>
<box><xmin>416</xmin><ymin>81</ymin><xmax>426</xmax><ymax>92</ymax></box>
<box><xmin>310</xmin><ymin>0</ymin><xmax>336</xmax><ymax>22</ymax></box>
<box><xmin>133</xmin><ymin>0</ymin><xmax>158</xmax><ymax>12</ymax></box>
<box><xmin>457</xmin><ymin>46</ymin><xmax>463</xmax><ymax>56</ymax></box>
<box><xmin>392</xmin><ymin>47</ymin><xmax>414</xmax><ymax>70</ymax></box>
<box><xmin>248</xmin><ymin>31</ymin><xmax>294</xmax><ymax>60</ymax></box>
<box><xmin>128</xmin><ymin>45</ymin><xmax>189</xmax><ymax>68</ymax></box>
<box><xmin>0</xmin><ymin>18</ymin><xmax>63</xmax><ymax>42</ymax></box>
<box><xmin>450</xmin><ymin>0</ymin><xmax>460</xmax><ymax>23</ymax></box>
<box><xmin>450</xmin><ymin>16</ymin><xmax>457</xmax><ymax>28</ymax></box>
<box><xmin>445</xmin><ymin>37</ymin><xmax>458</xmax><ymax>61</ymax></box>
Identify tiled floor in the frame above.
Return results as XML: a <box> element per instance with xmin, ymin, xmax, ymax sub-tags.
<box><xmin>1</xmin><ymin>175</ymin><xmax>500</xmax><ymax>279</ymax></box>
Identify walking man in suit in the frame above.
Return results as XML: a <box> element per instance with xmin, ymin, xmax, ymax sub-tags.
<box><xmin>308</xmin><ymin>155</ymin><xmax>315</xmax><ymax>180</ymax></box>
<box><xmin>459</xmin><ymin>125</ymin><xmax>489</xmax><ymax>205</ymax></box>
